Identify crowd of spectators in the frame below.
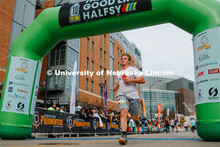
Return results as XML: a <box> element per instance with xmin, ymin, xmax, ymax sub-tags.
<box><xmin>43</xmin><ymin>103</ymin><xmax>191</xmax><ymax>133</ymax></box>
<box><xmin>75</xmin><ymin>106</ymin><xmax>120</xmax><ymax>123</ymax></box>
<box><xmin>44</xmin><ymin>103</ymin><xmax>120</xmax><ymax>123</ymax></box>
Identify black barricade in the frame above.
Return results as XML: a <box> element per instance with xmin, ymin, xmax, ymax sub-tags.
<box><xmin>32</xmin><ymin>108</ymin><xmax>120</xmax><ymax>134</ymax></box>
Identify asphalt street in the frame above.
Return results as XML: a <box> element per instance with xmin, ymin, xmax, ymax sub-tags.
<box><xmin>0</xmin><ymin>131</ymin><xmax>219</xmax><ymax>147</ymax></box>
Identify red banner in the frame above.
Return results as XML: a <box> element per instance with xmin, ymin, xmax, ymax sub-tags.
<box><xmin>158</xmin><ymin>103</ymin><xmax>161</xmax><ymax>121</ymax></box>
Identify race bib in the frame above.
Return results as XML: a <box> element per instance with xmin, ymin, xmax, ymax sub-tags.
<box><xmin>117</xmin><ymin>95</ymin><xmax>127</xmax><ymax>105</ymax></box>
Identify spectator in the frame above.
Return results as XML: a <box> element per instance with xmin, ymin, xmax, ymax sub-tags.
<box><xmin>75</xmin><ymin>106</ymin><xmax>82</xmax><ymax>112</ymax></box>
<box><xmin>86</xmin><ymin>108</ymin><xmax>93</xmax><ymax>118</ymax></box>
<box><xmin>80</xmin><ymin>108</ymin><xmax>87</xmax><ymax>119</ymax></box>
<box><xmin>184</xmin><ymin>121</ymin><xmax>188</xmax><ymax>132</ymax></box>
<box><xmin>155</xmin><ymin>120</ymin><xmax>159</xmax><ymax>127</ymax></box>
<box><xmin>60</xmin><ymin>106</ymin><xmax>65</xmax><ymax>112</ymax></box>
<box><xmin>113</xmin><ymin>114</ymin><xmax>120</xmax><ymax>123</ymax></box>
<box><xmin>164</xmin><ymin>116</ymin><xmax>170</xmax><ymax>133</ymax></box>
<box><xmin>93</xmin><ymin>108</ymin><xmax>103</xmax><ymax>127</ymax></box>
<box><xmin>56</xmin><ymin>106</ymin><xmax>60</xmax><ymax>111</ymax></box>
<box><xmin>170</xmin><ymin>118</ymin><xmax>174</xmax><ymax>132</ymax></box>
<box><xmin>109</xmin><ymin>112</ymin><xmax>114</xmax><ymax>121</ymax></box>
<box><xmin>190</xmin><ymin>112</ymin><xmax>196</xmax><ymax>133</ymax></box>
<box><xmin>48</xmin><ymin>103</ymin><xmax>56</xmax><ymax>111</ymax></box>
<box><xmin>107</xmin><ymin>113</ymin><xmax>112</xmax><ymax>122</ymax></box>
<box><xmin>0</xmin><ymin>82</ymin><xmax>3</xmax><ymax>99</ymax></box>
<box><xmin>75</xmin><ymin>106</ymin><xmax>82</xmax><ymax>115</ymax></box>
<box><xmin>75</xmin><ymin>106</ymin><xmax>87</xmax><ymax>119</ymax></box>
<box><xmin>174</xmin><ymin>115</ymin><xmax>179</xmax><ymax>133</ymax></box>
<box><xmin>129</xmin><ymin>118</ymin><xmax>135</xmax><ymax>127</ymax></box>
<box><xmin>99</xmin><ymin>110</ymin><xmax>106</xmax><ymax>119</ymax></box>
<box><xmin>110</xmin><ymin>112</ymin><xmax>115</xmax><ymax>121</ymax></box>
<box><xmin>92</xmin><ymin>108</ymin><xmax>99</xmax><ymax>117</ymax></box>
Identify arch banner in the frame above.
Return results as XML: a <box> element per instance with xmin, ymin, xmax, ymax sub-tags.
<box><xmin>0</xmin><ymin>0</ymin><xmax>220</xmax><ymax>141</ymax></box>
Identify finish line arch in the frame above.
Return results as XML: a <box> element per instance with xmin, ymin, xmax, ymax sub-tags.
<box><xmin>0</xmin><ymin>0</ymin><xmax>220</xmax><ymax>141</ymax></box>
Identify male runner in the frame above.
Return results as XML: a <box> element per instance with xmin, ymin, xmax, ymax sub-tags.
<box><xmin>113</xmin><ymin>53</ymin><xmax>145</xmax><ymax>145</ymax></box>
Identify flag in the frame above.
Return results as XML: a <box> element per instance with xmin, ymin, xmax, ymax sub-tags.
<box><xmin>158</xmin><ymin>103</ymin><xmax>161</xmax><ymax>121</ymax></box>
<box><xmin>70</xmin><ymin>61</ymin><xmax>77</xmax><ymax>114</ymax></box>
<box><xmin>104</xmin><ymin>80</ymin><xmax>108</xmax><ymax>116</ymax></box>
<box><xmin>167</xmin><ymin>108</ymin><xmax>170</xmax><ymax>116</ymax></box>
<box><xmin>142</xmin><ymin>97</ymin><xmax>146</xmax><ymax>118</ymax></box>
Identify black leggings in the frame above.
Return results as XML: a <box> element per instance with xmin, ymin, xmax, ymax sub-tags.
<box><xmin>191</xmin><ymin>126</ymin><xmax>195</xmax><ymax>132</ymax></box>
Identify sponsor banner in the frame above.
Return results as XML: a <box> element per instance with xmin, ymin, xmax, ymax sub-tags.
<box><xmin>32</xmin><ymin>108</ymin><xmax>120</xmax><ymax>134</ymax></box>
<box><xmin>193</xmin><ymin>27</ymin><xmax>220</xmax><ymax>105</ymax></box>
<box><xmin>31</xmin><ymin>61</ymin><xmax>42</xmax><ymax>115</ymax></box>
<box><xmin>59</xmin><ymin>0</ymin><xmax>152</xmax><ymax>27</ymax></box>
<box><xmin>46</xmin><ymin>99</ymin><xmax>60</xmax><ymax>105</ymax></box>
<box><xmin>1</xmin><ymin>56</ymin><xmax>37</xmax><ymax>115</ymax></box>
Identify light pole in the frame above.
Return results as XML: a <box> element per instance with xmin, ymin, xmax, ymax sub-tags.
<box><xmin>149</xmin><ymin>80</ymin><xmax>161</xmax><ymax>122</ymax></box>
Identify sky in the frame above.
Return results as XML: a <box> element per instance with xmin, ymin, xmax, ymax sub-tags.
<box><xmin>122</xmin><ymin>23</ymin><xmax>195</xmax><ymax>81</ymax></box>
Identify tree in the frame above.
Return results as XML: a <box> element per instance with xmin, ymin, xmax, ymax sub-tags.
<box><xmin>162</xmin><ymin>108</ymin><xmax>167</xmax><ymax>120</ymax></box>
<box><xmin>162</xmin><ymin>108</ymin><xmax>175</xmax><ymax>120</ymax></box>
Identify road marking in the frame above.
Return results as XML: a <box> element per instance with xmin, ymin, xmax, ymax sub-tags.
<box><xmin>28</xmin><ymin>138</ymin><xmax>202</xmax><ymax>141</ymax></box>
<box><xmin>7</xmin><ymin>140</ymin><xmax>115</xmax><ymax>147</ymax></box>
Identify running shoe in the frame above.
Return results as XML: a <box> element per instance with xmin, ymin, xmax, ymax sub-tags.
<box><xmin>119</xmin><ymin>136</ymin><xmax>127</xmax><ymax>145</ymax></box>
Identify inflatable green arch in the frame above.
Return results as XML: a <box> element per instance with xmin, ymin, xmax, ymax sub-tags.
<box><xmin>1</xmin><ymin>0</ymin><xmax>220</xmax><ymax>140</ymax></box>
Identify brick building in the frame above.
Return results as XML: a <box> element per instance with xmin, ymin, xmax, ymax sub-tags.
<box><xmin>0</xmin><ymin>0</ymin><xmax>143</xmax><ymax>113</ymax></box>
<box><xmin>0</xmin><ymin>0</ymin><xmax>36</xmax><ymax>84</ymax></box>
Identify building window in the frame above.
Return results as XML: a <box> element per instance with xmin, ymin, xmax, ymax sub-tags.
<box><xmin>91</xmin><ymin>60</ymin><xmax>94</xmax><ymax>71</ymax></box>
<box><xmin>123</xmin><ymin>41</ymin><xmax>127</xmax><ymax>52</ymax></box>
<box><xmin>50</xmin><ymin>45</ymin><xmax>66</xmax><ymax>66</ymax></box>
<box><xmin>67</xmin><ymin>47</ymin><xmax>78</xmax><ymax>67</ymax></box>
<box><xmin>100</xmin><ymin>87</ymin><xmax>102</xmax><ymax>95</ymax></box>
<box><xmin>104</xmin><ymin>34</ymin><xmax>106</xmax><ymax>45</ymax></box>
<box><xmin>86</xmin><ymin>57</ymin><xmax>89</xmax><ymax>70</ymax></box>
<box><xmin>60</xmin><ymin>46</ymin><xmax>65</xmax><ymax>65</ymax></box>
<box><xmin>104</xmin><ymin>68</ymin><xmax>106</xmax><ymax>79</ymax></box>
<box><xmin>86</xmin><ymin>78</ymin><xmax>89</xmax><ymax>91</ymax></box>
<box><xmin>118</xmin><ymin>47</ymin><xmax>119</xmax><ymax>59</ymax></box>
<box><xmin>118</xmin><ymin>62</ymin><xmax>119</xmax><ymax>70</ymax></box>
<box><xmin>104</xmin><ymin>51</ymin><xmax>106</xmax><ymax>61</ymax></box>
<box><xmin>100</xmin><ymin>66</ymin><xmax>102</xmax><ymax>77</ymax></box>
<box><xmin>100</xmin><ymin>48</ymin><xmax>102</xmax><ymax>59</ymax></box>
<box><xmin>100</xmin><ymin>35</ymin><xmax>102</xmax><ymax>41</ymax></box>
<box><xmin>189</xmin><ymin>83</ymin><xmax>194</xmax><ymax>90</ymax></box>
<box><xmin>92</xmin><ymin>41</ymin><xmax>94</xmax><ymax>53</ymax></box>
<box><xmin>87</xmin><ymin>38</ymin><xmax>89</xmax><ymax>49</ymax></box>
<box><xmin>120</xmin><ymin>50</ymin><xmax>122</xmax><ymax>58</ymax></box>
<box><xmin>110</xmin><ymin>90</ymin><xmax>114</xmax><ymax>100</ymax></box>
<box><xmin>110</xmin><ymin>57</ymin><xmax>114</xmax><ymax>71</ymax></box>
<box><xmin>48</xmin><ymin>71</ymin><xmax>65</xmax><ymax>90</ymax></box>
<box><xmin>91</xmin><ymin>80</ymin><xmax>93</xmax><ymax>93</ymax></box>
<box><xmin>110</xmin><ymin>41</ymin><xmax>114</xmax><ymax>56</ymax></box>
<box><xmin>50</xmin><ymin>50</ymin><xmax>55</xmax><ymax>66</ymax></box>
